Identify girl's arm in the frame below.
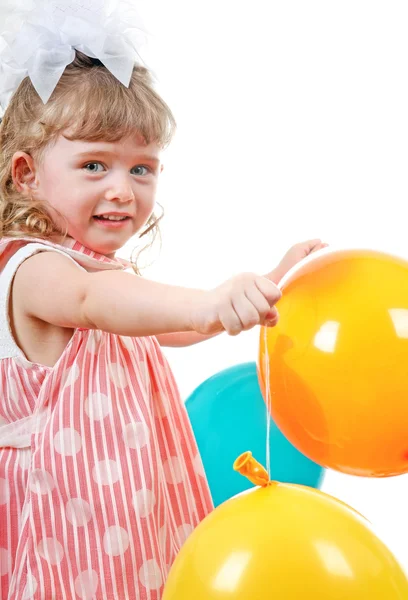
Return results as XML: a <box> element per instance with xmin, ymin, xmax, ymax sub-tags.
<box><xmin>157</xmin><ymin>239</ymin><xmax>328</xmax><ymax>347</ymax></box>
<box><xmin>14</xmin><ymin>251</ymin><xmax>280</xmax><ymax>338</ymax></box>
<box><xmin>15</xmin><ymin>251</ymin><xmax>202</xmax><ymax>336</ymax></box>
<box><xmin>266</xmin><ymin>239</ymin><xmax>328</xmax><ymax>284</ymax></box>
<box><xmin>156</xmin><ymin>331</ymin><xmax>221</xmax><ymax>347</ymax></box>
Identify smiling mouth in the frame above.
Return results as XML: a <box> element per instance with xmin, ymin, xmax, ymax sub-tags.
<box><xmin>93</xmin><ymin>215</ymin><xmax>131</xmax><ymax>222</ymax></box>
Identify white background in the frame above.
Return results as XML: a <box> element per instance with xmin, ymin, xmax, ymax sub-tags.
<box><xmin>128</xmin><ymin>0</ymin><xmax>408</xmax><ymax>571</ymax></box>
<box><xmin>2</xmin><ymin>0</ymin><xmax>407</xmax><ymax>573</ymax></box>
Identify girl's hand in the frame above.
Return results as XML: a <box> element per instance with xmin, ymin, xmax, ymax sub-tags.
<box><xmin>266</xmin><ymin>239</ymin><xmax>328</xmax><ymax>284</ymax></box>
<box><xmin>191</xmin><ymin>273</ymin><xmax>281</xmax><ymax>336</ymax></box>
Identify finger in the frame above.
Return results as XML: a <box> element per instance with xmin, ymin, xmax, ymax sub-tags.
<box><xmin>309</xmin><ymin>239</ymin><xmax>324</xmax><ymax>250</ymax></box>
<box><xmin>299</xmin><ymin>238</ymin><xmax>322</xmax><ymax>249</ymax></box>
<box><xmin>244</xmin><ymin>284</ymin><xmax>273</xmax><ymax>321</ymax></box>
<box><xmin>264</xmin><ymin>306</ymin><xmax>278</xmax><ymax>322</ymax></box>
<box><xmin>265</xmin><ymin>310</ymin><xmax>279</xmax><ymax>327</ymax></box>
<box><xmin>311</xmin><ymin>242</ymin><xmax>329</xmax><ymax>253</ymax></box>
<box><xmin>232</xmin><ymin>294</ymin><xmax>262</xmax><ymax>331</ymax></box>
<box><xmin>309</xmin><ymin>244</ymin><xmax>324</xmax><ymax>253</ymax></box>
<box><xmin>254</xmin><ymin>276</ymin><xmax>281</xmax><ymax>306</ymax></box>
<box><xmin>218</xmin><ymin>302</ymin><xmax>244</xmax><ymax>336</ymax></box>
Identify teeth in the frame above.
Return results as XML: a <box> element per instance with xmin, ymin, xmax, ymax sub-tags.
<box><xmin>97</xmin><ymin>215</ymin><xmax>128</xmax><ymax>221</ymax></box>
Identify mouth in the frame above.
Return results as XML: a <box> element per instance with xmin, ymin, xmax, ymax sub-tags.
<box><xmin>92</xmin><ymin>213</ymin><xmax>132</xmax><ymax>229</ymax></box>
<box><xmin>93</xmin><ymin>214</ymin><xmax>131</xmax><ymax>222</ymax></box>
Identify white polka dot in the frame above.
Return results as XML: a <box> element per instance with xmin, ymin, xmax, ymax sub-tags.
<box><xmin>163</xmin><ymin>457</ymin><xmax>185</xmax><ymax>485</ymax></box>
<box><xmin>86</xmin><ymin>332</ymin><xmax>102</xmax><ymax>354</ymax></box>
<box><xmin>158</xmin><ymin>526</ymin><xmax>167</xmax><ymax>553</ymax></box>
<box><xmin>0</xmin><ymin>479</ymin><xmax>10</xmax><ymax>505</ymax></box>
<box><xmin>92</xmin><ymin>460</ymin><xmax>120</xmax><ymax>486</ymax></box>
<box><xmin>37</xmin><ymin>538</ymin><xmax>64</xmax><ymax>565</ymax></box>
<box><xmin>103</xmin><ymin>525</ymin><xmax>129</xmax><ymax>557</ymax></box>
<box><xmin>132</xmin><ymin>489</ymin><xmax>155</xmax><ymax>518</ymax></box>
<box><xmin>108</xmin><ymin>363</ymin><xmax>128</xmax><ymax>389</ymax></box>
<box><xmin>61</xmin><ymin>363</ymin><xmax>80</xmax><ymax>390</ymax></box>
<box><xmin>66</xmin><ymin>498</ymin><xmax>92</xmax><ymax>527</ymax></box>
<box><xmin>17</xmin><ymin>449</ymin><xmax>31</xmax><ymax>470</ymax></box>
<box><xmin>8</xmin><ymin>378</ymin><xmax>19</xmax><ymax>405</ymax></box>
<box><xmin>8</xmin><ymin>377</ymin><xmax>20</xmax><ymax>406</ymax></box>
<box><xmin>0</xmin><ymin>547</ymin><xmax>10</xmax><ymax>576</ymax></box>
<box><xmin>120</xmin><ymin>336</ymin><xmax>135</xmax><ymax>352</ymax></box>
<box><xmin>193</xmin><ymin>453</ymin><xmax>206</xmax><ymax>477</ymax></box>
<box><xmin>21</xmin><ymin>502</ymin><xmax>30</xmax><ymax>524</ymax></box>
<box><xmin>153</xmin><ymin>392</ymin><xmax>169</xmax><ymax>418</ymax></box>
<box><xmin>156</xmin><ymin>350</ymin><xmax>165</xmax><ymax>366</ymax></box>
<box><xmin>86</xmin><ymin>336</ymin><xmax>96</xmax><ymax>355</ymax></box>
<box><xmin>22</xmin><ymin>573</ymin><xmax>37</xmax><ymax>599</ymax></box>
<box><xmin>74</xmin><ymin>569</ymin><xmax>99</xmax><ymax>600</ymax></box>
<box><xmin>134</xmin><ymin>340</ymin><xmax>146</xmax><ymax>362</ymax></box>
<box><xmin>122</xmin><ymin>421</ymin><xmax>149</xmax><ymax>450</ymax></box>
<box><xmin>53</xmin><ymin>428</ymin><xmax>82</xmax><ymax>456</ymax></box>
<box><xmin>29</xmin><ymin>469</ymin><xmax>55</xmax><ymax>494</ymax></box>
<box><xmin>139</xmin><ymin>559</ymin><xmax>163</xmax><ymax>591</ymax></box>
<box><xmin>85</xmin><ymin>392</ymin><xmax>111</xmax><ymax>421</ymax></box>
<box><xmin>176</xmin><ymin>524</ymin><xmax>194</xmax><ymax>546</ymax></box>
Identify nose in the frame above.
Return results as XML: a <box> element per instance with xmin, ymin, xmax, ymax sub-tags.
<box><xmin>105</xmin><ymin>173</ymin><xmax>135</xmax><ymax>204</ymax></box>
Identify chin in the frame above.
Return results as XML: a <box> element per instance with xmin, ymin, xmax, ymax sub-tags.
<box><xmin>94</xmin><ymin>242</ymin><xmax>122</xmax><ymax>257</ymax></box>
<box><xmin>73</xmin><ymin>233</ymin><xmax>122</xmax><ymax>257</ymax></box>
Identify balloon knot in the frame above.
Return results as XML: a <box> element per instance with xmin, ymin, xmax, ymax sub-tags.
<box><xmin>233</xmin><ymin>451</ymin><xmax>271</xmax><ymax>487</ymax></box>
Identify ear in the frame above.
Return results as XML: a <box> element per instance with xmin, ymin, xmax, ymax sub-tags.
<box><xmin>12</xmin><ymin>152</ymin><xmax>38</xmax><ymax>195</ymax></box>
<box><xmin>160</xmin><ymin>164</ymin><xmax>164</xmax><ymax>173</ymax></box>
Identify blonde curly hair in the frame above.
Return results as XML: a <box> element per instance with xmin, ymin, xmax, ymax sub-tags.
<box><xmin>0</xmin><ymin>51</ymin><xmax>176</xmax><ymax>273</ymax></box>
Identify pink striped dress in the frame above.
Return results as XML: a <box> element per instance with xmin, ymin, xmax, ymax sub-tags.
<box><xmin>0</xmin><ymin>237</ymin><xmax>213</xmax><ymax>600</ymax></box>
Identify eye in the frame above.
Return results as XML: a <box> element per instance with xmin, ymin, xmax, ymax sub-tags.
<box><xmin>83</xmin><ymin>162</ymin><xmax>105</xmax><ymax>173</ymax></box>
<box><xmin>131</xmin><ymin>165</ymin><xmax>150</xmax><ymax>176</ymax></box>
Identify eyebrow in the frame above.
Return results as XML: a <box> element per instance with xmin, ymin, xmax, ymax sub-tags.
<box><xmin>74</xmin><ymin>150</ymin><xmax>160</xmax><ymax>164</ymax></box>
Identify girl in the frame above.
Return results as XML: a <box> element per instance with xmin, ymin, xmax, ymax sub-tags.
<box><xmin>0</xmin><ymin>9</ymin><xmax>326</xmax><ymax>600</ymax></box>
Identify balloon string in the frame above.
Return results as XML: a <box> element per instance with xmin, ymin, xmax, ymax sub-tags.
<box><xmin>263</xmin><ymin>325</ymin><xmax>272</xmax><ymax>477</ymax></box>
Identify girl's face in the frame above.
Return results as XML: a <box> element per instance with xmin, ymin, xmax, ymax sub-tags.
<box><xmin>13</xmin><ymin>132</ymin><xmax>162</xmax><ymax>256</ymax></box>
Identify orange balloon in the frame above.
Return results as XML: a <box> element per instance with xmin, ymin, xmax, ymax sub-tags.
<box><xmin>258</xmin><ymin>249</ymin><xmax>408</xmax><ymax>477</ymax></box>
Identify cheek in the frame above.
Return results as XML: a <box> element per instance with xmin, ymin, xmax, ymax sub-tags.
<box><xmin>38</xmin><ymin>171</ymin><xmax>66</xmax><ymax>201</ymax></box>
<box><xmin>140</xmin><ymin>186</ymin><xmax>157</xmax><ymax>216</ymax></box>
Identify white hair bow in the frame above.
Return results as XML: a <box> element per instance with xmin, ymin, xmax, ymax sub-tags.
<box><xmin>0</xmin><ymin>0</ymin><xmax>150</xmax><ymax>113</ymax></box>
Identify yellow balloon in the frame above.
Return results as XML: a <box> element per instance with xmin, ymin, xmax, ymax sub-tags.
<box><xmin>258</xmin><ymin>249</ymin><xmax>408</xmax><ymax>477</ymax></box>
<box><xmin>163</xmin><ymin>460</ymin><xmax>408</xmax><ymax>599</ymax></box>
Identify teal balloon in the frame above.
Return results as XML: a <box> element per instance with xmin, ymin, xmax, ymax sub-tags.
<box><xmin>186</xmin><ymin>362</ymin><xmax>324</xmax><ymax>507</ymax></box>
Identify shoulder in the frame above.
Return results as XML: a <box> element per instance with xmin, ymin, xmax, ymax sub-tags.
<box><xmin>12</xmin><ymin>250</ymin><xmax>89</xmax><ymax>329</ymax></box>
<box><xmin>16</xmin><ymin>247</ymin><xmax>82</xmax><ymax>281</ymax></box>
<box><xmin>14</xmin><ymin>250</ymin><xmax>87</xmax><ymax>305</ymax></box>
<box><xmin>0</xmin><ymin>237</ymin><xmax>81</xmax><ymax>273</ymax></box>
